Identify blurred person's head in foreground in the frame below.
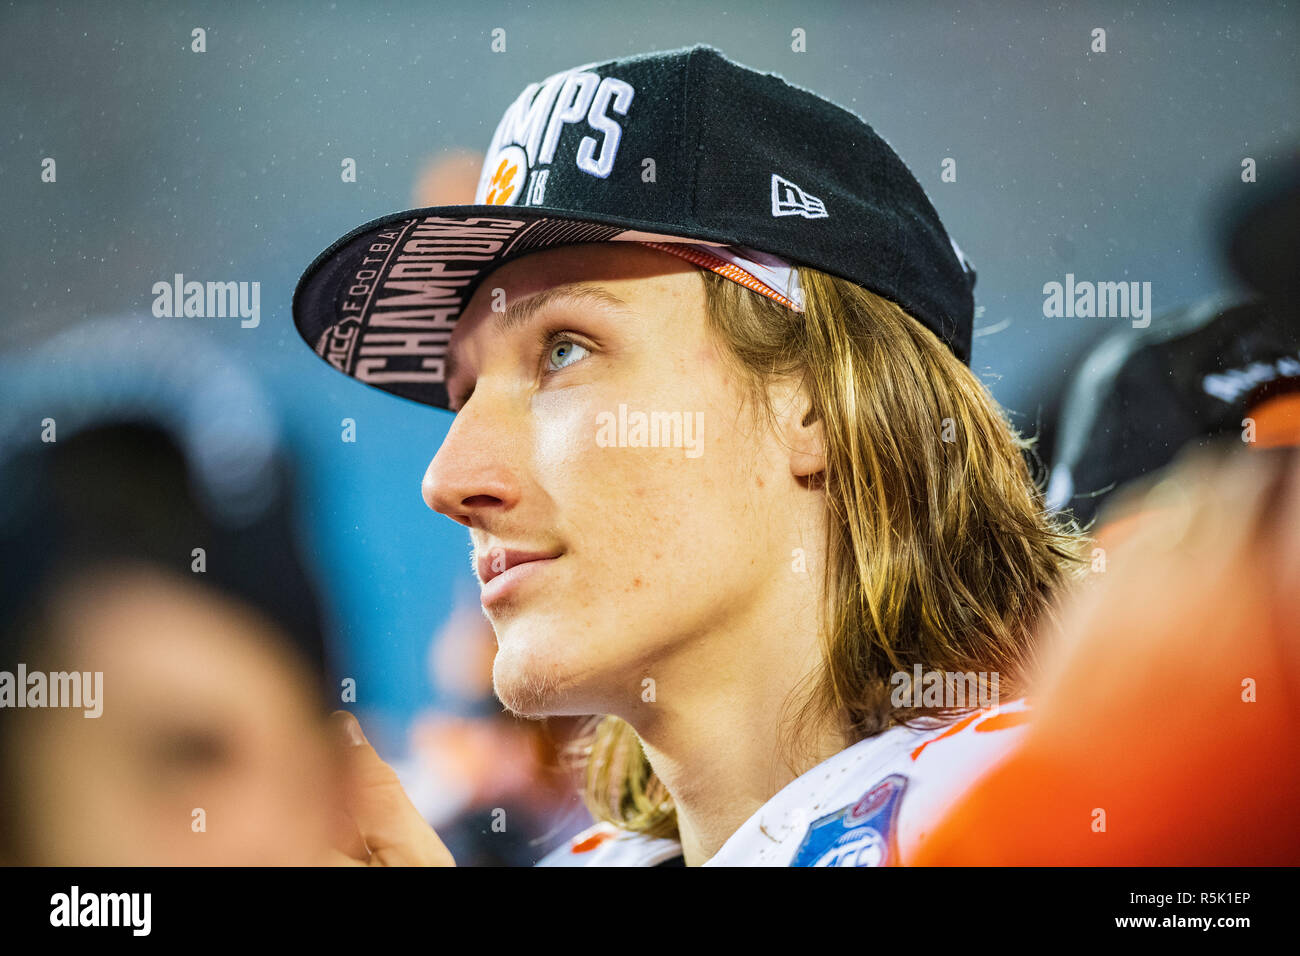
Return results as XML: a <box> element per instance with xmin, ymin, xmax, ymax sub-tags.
<box><xmin>0</xmin><ymin>317</ymin><xmax>344</xmax><ymax>865</ymax></box>
<box><xmin>1046</xmin><ymin>295</ymin><xmax>1299</xmax><ymax>530</ymax></box>
<box><xmin>913</xmin><ymin>442</ymin><xmax>1300</xmax><ymax>865</ymax></box>
<box><xmin>1048</xmin><ymin>151</ymin><xmax>1300</xmax><ymax>529</ymax></box>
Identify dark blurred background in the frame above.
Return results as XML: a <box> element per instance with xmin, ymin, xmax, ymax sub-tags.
<box><xmin>1</xmin><ymin>0</ymin><xmax>1296</xmax><ymax>861</ymax></box>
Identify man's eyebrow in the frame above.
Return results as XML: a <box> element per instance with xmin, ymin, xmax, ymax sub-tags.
<box><xmin>445</xmin><ymin>284</ymin><xmax>631</xmax><ymax>388</ymax></box>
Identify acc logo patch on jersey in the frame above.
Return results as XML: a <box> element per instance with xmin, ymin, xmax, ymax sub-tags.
<box><xmin>790</xmin><ymin>773</ymin><xmax>908</xmax><ymax>867</ymax></box>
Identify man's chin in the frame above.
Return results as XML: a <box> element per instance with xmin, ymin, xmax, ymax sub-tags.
<box><xmin>490</xmin><ymin>637</ymin><xmax>603</xmax><ymax>719</ymax></box>
<box><xmin>491</xmin><ymin>645</ymin><xmax>565</xmax><ymax>719</ymax></box>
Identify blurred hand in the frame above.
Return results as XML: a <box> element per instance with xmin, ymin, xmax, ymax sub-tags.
<box><xmin>323</xmin><ymin>711</ymin><xmax>457</xmax><ymax>866</ymax></box>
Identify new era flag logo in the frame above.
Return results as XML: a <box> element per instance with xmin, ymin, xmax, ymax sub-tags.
<box><xmin>771</xmin><ymin>173</ymin><xmax>828</xmax><ymax>219</ymax></box>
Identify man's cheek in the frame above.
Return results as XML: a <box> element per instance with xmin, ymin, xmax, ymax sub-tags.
<box><xmin>532</xmin><ymin>393</ymin><xmax>599</xmax><ymax>472</ymax></box>
<box><xmin>531</xmin><ymin>388</ymin><xmax>717</xmax><ymax>523</ymax></box>
<box><xmin>532</xmin><ymin>390</ymin><xmax>669</xmax><ymax>476</ymax></box>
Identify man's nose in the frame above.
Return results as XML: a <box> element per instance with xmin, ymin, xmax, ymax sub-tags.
<box><xmin>421</xmin><ymin>395</ymin><xmax>523</xmax><ymax>528</ymax></box>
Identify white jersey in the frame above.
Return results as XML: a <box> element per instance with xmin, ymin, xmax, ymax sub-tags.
<box><xmin>538</xmin><ymin>697</ymin><xmax>1030</xmax><ymax>867</ymax></box>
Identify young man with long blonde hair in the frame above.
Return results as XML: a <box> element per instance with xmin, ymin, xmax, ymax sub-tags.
<box><xmin>293</xmin><ymin>45</ymin><xmax>1086</xmax><ymax>866</ymax></box>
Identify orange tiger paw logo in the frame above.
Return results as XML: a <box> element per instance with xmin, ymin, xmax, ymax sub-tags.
<box><xmin>485</xmin><ymin>156</ymin><xmax>518</xmax><ymax>205</ymax></box>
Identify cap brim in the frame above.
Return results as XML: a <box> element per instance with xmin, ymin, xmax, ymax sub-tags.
<box><xmin>293</xmin><ymin>204</ymin><xmax>744</xmax><ymax>411</ymax></box>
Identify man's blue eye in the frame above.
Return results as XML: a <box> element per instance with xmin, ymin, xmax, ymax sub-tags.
<box><xmin>547</xmin><ymin>337</ymin><xmax>590</xmax><ymax>371</ymax></box>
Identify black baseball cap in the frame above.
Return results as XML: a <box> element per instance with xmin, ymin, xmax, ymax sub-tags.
<box><xmin>293</xmin><ymin>44</ymin><xmax>977</xmax><ymax>411</ymax></box>
<box><xmin>1046</xmin><ymin>296</ymin><xmax>1300</xmax><ymax>526</ymax></box>
<box><xmin>1047</xmin><ymin>159</ymin><xmax>1300</xmax><ymax>525</ymax></box>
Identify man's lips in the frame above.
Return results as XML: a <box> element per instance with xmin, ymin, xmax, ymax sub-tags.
<box><xmin>476</xmin><ymin>549</ymin><xmax>561</xmax><ymax>608</ymax></box>
<box><xmin>475</xmin><ymin>548</ymin><xmax>563</xmax><ymax>586</ymax></box>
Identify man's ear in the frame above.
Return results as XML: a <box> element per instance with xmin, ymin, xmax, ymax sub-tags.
<box><xmin>772</xmin><ymin>376</ymin><xmax>826</xmax><ymax>481</ymax></box>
